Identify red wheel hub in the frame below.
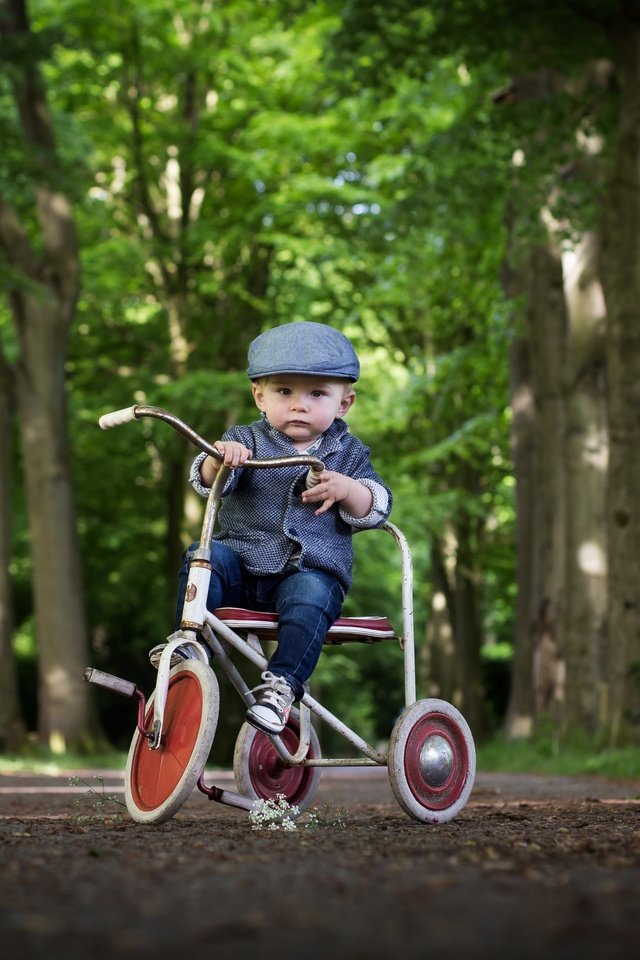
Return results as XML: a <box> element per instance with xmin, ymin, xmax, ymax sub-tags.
<box><xmin>248</xmin><ymin>721</ymin><xmax>315</xmax><ymax>804</ymax></box>
<box><xmin>403</xmin><ymin>712</ymin><xmax>469</xmax><ymax>810</ymax></box>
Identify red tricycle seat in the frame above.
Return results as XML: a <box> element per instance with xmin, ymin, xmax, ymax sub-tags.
<box><xmin>214</xmin><ymin>606</ymin><xmax>395</xmax><ymax>645</ymax></box>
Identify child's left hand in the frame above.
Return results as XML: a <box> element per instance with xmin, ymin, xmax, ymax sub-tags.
<box><xmin>302</xmin><ymin>471</ymin><xmax>372</xmax><ymax>518</ymax></box>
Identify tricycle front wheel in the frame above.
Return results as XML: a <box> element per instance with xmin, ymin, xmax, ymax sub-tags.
<box><xmin>125</xmin><ymin>660</ymin><xmax>219</xmax><ymax>824</ymax></box>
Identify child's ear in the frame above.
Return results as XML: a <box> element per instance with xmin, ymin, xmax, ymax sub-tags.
<box><xmin>252</xmin><ymin>382</ymin><xmax>266</xmax><ymax>411</ymax></box>
<box><xmin>339</xmin><ymin>390</ymin><xmax>356</xmax><ymax>416</ymax></box>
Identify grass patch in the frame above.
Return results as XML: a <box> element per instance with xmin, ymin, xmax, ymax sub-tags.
<box><xmin>0</xmin><ymin>750</ymin><xmax>128</xmax><ymax>776</ymax></box>
<box><xmin>477</xmin><ymin>734</ymin><xmax>640</xmax><ymax>780</ymax></box>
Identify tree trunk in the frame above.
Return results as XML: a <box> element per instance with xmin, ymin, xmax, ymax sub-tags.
<box><xmin>424</xmin><ymin>518</ymin><xmax>485</xmax><ymax>737</ymax></box>
<box><xmin>504</xmin><ymin>332</ymin><xmax>535</xmax><ymax>737</ymax></box>
<box><xmin>599</xmin><ymin>24</ymin><xmax>640</xmax><ymax>745</ymax></box>
<box><xmin>0</xmin><ymin>192</ymin><xmax>100</xmax><ymax>751</ymax></box>
<box><xmin>0</xmin><ymin>353</ymin><xmax>27</xmax><ymax>751</ymax></box>
<box><xmin>452</xmin><ymin>510</ymin><xmax>486</xmax><ymax>737</ymax></box>
<box><xmin>505</xmin><ymin>243</ymin><xmax>568</xmax><ymax>737</ymax></box>
<box><xmin>14</xmin><ymin>282</ymin><xmax>99</xmax><ymax>750</ymax></box>
<box><xmin>526</xmin><ymin>245</ymin><xmax>569</xmax><ymax>728</ymax></box>
<box><xmin>561</xmin><ymin>233</ymin><xmax>608</xmax><ymax>737</ymax></box>
<box><xmin>0</xmin><ymin>0</ymin><xmax>101</xmax><ymax>751</ymax></box>
<box><xmin>421</xmin><ymin>537</ymin><xmax>456</xmax><ymax>703</ymax></box>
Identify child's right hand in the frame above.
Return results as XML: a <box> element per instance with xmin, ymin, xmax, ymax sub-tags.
<box><xmin>200</xmin><ymin>441</ymin><xmax>253</xmax><ymax>486</ymax></box>
<box><xmin>213</xmin><ymin>441</ymin><xmax>253</xmax><ymax>468</ymax></box>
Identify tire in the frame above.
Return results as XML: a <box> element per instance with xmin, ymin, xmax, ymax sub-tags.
<box><xmin>233</xmin><ymin>708</ymin><xmax>322</xmax><ymax>815</ymax></box>
<box><xmin>125</xmin><ymin>660</ymin><xmax>219</xmax><ymax>824</ymax></box>
<box><xmin>388</xmin><ymin>699</ymin><xmax>476</xmax><ymax>824</ymax></box>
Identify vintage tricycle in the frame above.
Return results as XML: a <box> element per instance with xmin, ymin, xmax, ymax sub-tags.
<box><xmin>84</xmin><ymin>405</ymin><xmax>476</xmax><ymax>825</ymax></box>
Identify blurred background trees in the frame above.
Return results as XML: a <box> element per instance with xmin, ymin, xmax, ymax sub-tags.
<box><xmin>1</xmin><ymin>0</ymin><xmax>638</xmax><ymax>760</ymax></box>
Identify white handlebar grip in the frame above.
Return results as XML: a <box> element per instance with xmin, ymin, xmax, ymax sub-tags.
<box><xmin>98</xmin><ymin>405</ymin><xmax>138</xmax><ymax>430</ymax></box>
<box><xmin>306</xmin><ymin>469</ymin><xmax>322</xmax><ymax>489</ymax></box>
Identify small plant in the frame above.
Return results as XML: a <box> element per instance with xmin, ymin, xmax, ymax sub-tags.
<box><xmin>249</xmin><ymin>794</ymin><xmax>300</xmax><ymax>831</ymax></box>
<box><xmin>249</xmin><ymin>794</ymin><xmax>348</xmax><ymax>832</ymax></box>
<box><xmin>303</xmin><ymin>802</ymin><xmax>348</xmax><ymax>831</ymax></box>
<box><xmin>69</xmin><ymin>775</ymin><xmax>126</xmax><ymax>821</ymax></box>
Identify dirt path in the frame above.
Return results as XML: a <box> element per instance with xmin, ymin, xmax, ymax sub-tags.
<box><xmin>1</xmin><ymin>769</ymin><xmax>639</xmax><ymax>960</ymax></box>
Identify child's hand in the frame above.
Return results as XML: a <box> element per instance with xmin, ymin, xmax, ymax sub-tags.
<box><xmin>214</xmin><ymin>441</ymin><xmax>253</xmax><ymax>468</ymax></box>
<box><xmin>200</xmin><ymin>441</ymin><xmax>252</xmax><ymax>486</ymax></box>
<box><xmin>302</xmin><ymin>471</ymin><xmax>372</xmax><ymax>518</ymax></box>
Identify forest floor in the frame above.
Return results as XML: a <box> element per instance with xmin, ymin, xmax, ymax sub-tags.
<box><xmin>1</xmin><ymin>767</ymin><xmax>639</xmax><ymax>960</ymax></box>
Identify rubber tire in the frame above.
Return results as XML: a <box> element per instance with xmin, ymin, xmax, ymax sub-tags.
<box><xmin>388</xmin><ymin>698</ymin><xmax>476</xmax><ymax>824</ymax></box>
<box><xmin>125</xmin><ymin>660</ymin><xmax>219</xmax><ymax>824</ymax></box>
<box><xmin>233</xmin><ymin>708</ymin><xmax>322</xmax><ymax>815</ymax></box>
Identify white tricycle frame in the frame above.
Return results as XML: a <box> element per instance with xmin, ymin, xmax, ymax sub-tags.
<box><xmin>85</xmin><ymin>404</ymin><xmax>476</xmax><ymax>825</ymax></box>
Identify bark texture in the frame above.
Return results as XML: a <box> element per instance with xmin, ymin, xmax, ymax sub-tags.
<box><xmin>505</xmin><ymin>243</ymin><xmax>568</xmax><ymax>737</ymax></box>
<box><xmin>600</xmin><ymin>24</ymin><xmax>640</xmax><ymax>744</ymax></box>
<box><xmin>0</xmin><ymin>0</ymin><xmax>99</xmax><ymax>749</ymax></box>
<box><xmin>0</xmin><ymin>354</ymin><xmax>26</xmax><ymax>750</ymax></box>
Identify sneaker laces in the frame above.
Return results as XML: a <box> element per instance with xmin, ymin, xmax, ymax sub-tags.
<box><xmin>252</xmin><ymin>671</ymin><xmax>294</xmax><ymax>713</ymax></box>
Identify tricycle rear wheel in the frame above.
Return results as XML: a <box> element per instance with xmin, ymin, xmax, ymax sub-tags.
<box><xmin>388</xmin><ymin>698</ymin><xmax>475</xmax><ymax>824</ymax></box>
<box><xmin>233</xmin><ymin>708</ymin><xmax>321</xmax><ymax>815</ymax></box>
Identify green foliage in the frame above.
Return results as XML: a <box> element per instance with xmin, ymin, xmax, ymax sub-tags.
<box><xmin>1</xmin><ymin>0</ymin><xmax>549</xmax><ymax>748</ymax></box>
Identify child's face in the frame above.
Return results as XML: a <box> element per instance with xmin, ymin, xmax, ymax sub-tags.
<box><xmin>252</xmin><ymin>374</ymin><xmax>355</xmax><ymax>449</ymax></box>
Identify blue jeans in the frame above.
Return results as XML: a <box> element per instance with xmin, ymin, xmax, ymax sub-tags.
<box><xmin>176</xmin><ymin>541</ymin><xmax>343</xmax><ymax>700</ymax></box>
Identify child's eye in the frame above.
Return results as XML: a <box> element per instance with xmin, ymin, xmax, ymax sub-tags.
<box><xmin>311</xmin><ymin>390</ymin><xmax>325</xmax><ymax>398</ymax></box>
<box><xmin>278</xmin><ymin>388</ymin><xmax>292</xmax><ymax>396</ymax></box>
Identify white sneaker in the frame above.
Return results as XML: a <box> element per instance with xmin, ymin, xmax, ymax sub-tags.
<box><xmin>246</xmin><ymin>671</ymin><xmax>295</xmax><ymax>735</ymax></box>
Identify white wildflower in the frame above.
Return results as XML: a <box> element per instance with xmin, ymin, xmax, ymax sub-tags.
<box><xmin>249</xmin><ymin>794</ymin><xmax>300</xmax><ymax>832</ymax></box>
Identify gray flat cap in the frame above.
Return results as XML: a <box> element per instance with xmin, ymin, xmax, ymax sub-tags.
<box><xmin>247</xmin><ymin>321</ymin><xmax>360</xmax><ymax>382</ymax></box>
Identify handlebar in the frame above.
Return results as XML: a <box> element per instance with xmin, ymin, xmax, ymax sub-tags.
<box><xmin>98</xmin><ymin>404</ymin><xmax>325</xmax><ymax>475</ymax></box>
